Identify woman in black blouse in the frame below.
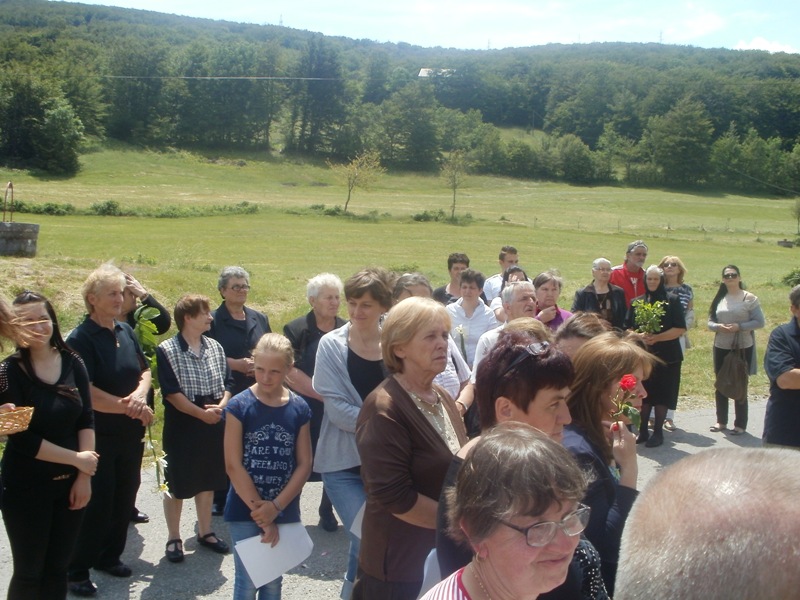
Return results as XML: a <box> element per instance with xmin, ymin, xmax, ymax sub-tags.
<box><xmin>0</xmin><ymin>291</ymin><xmax>98</xmax><ymax>600</ymax></box>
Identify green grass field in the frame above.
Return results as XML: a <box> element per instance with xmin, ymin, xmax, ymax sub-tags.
<box><xmin>2</xmin><ymin>145</ymin><xmax>799</xmax><ymax>407</ymax></box>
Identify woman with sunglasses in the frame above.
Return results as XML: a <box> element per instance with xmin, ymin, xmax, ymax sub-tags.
<box><xmin>423</xmin><ymin>422</ymin><xmax>592</xmax><ymax>600</ymax></box>
<box><xmin>707</xmin><ymin>265</ymin><xmax>765</xmax><ymax>435</ymax></box>
<box><xmin>565</xmin><ymin>332</ymin><xmax>653</xmax><ymax>595</ymax></box>
<box><xmin>435</xmin><ymin>331</ymin><xmax>608</xmax><ymax>599</ymax></box>
<box><xmin>1</xmin><ymin>292</ymin><xmax>98</xmax><ymax>599</ymax></box>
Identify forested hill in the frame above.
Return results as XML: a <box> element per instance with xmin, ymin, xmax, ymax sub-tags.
<box><xmin>2</xmin><ymin>0</ymin><xmax>800</xmax><ymax>194</ymax></box>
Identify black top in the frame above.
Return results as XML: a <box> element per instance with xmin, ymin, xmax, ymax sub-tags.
<box><xmin>347</xmin><ymin>349</ymin><xmax>385</xmax><ymax>402</ymax></box>
<box><xmin>207</xmin><ymin>302</ymin><xmax>271</xmax><ymax>395</ymax></box>
<box><xmin>571</xmin><ymin>283</ymin><xmax>627</xmax><ymax>330</ymax></box>
<box><xmin>284</xmin><ymin>311</ymin><xmax>347</xmax><ymax>380</ymax></box>
<box><xmin>0</xmin><ymin>350</ymin><xmax>94</xmax><ymax>483</ymax></box>
<box><xmin>764</xmin><ymin>317</ymin><xmax>800</xmax><ymax>447</ymax></box>
<box><xmin>66</xmin><ymin>317</ymin><xmax>147</xmax><ymax>439</ymax></box>
<box><xmin>624</xmin><ymin>293</ymin><xmax>686</xmax><ymax>363</ymax></box>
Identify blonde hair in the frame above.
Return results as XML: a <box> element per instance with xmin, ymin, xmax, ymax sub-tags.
<box><xmin>658</xmin><ymin>256</ymin><xmax>687</xmax><ymax>284</ymax></box>
<box><xmin>252</xmin><ymin>333</ymin><xmax>294</xmax><ymax>368</ymax></box>
<box><xmin>504</xmin><ymin>317</ymin><xmax>552</xmax><ymax>343</ymax></box>
<box><xmin>381</xmin><ymin>297</ymin><xmax>450</xmax><ymax>373</ymax></box>
<box><xmin>81</xmin><ymin>263</ymin><xmax>126</xmax><ymax>313</ymax></box>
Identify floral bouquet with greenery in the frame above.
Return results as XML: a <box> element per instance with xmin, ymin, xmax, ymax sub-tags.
<box><xmin>610</xmin><ymin>373</ymin><xmax>641</xmax><ymax>430</ymax></box>
<box><xmin>631</xmin><ymin>299</ymin><xmax>666</xmax><ymax>334</ymax></box>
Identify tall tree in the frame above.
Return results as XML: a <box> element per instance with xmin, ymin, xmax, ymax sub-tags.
<box><xmin>644</xmin><ymin>96</ymin><xmax>713</xmax><ymax>185</ymax></box>
<box><xmin>440</xmin><ymin>150</ymin><xmax>468</xmax><ymax>219</ymax></box>
<box><xmin>328</xmin><ymin>150</ymin><xmax>385</xmax><ymax>212</ymax></box>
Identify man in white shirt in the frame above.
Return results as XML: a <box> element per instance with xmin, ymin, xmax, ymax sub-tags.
<box><xmin>482</xmin><ymin>245</ymin><xmax>521</xmax><ymax>302</ymax></box>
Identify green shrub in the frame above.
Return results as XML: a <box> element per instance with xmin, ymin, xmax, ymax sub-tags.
<box><xmin>782</xmin><ymin>267</ymin><xmax>800</xmax><ymax>287</ymax></box>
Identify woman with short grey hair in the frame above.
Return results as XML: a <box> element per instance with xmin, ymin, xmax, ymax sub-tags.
<box><xmin>572</xmin><ymin>259</ymin><xmax>627</xmax><ymax>329</ymax></box>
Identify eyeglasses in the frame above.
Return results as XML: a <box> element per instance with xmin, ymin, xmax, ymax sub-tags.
<box><xmin>723</xmin><ymin>273</ymin><xmax>739</xmax><ymax>280</ymax></box>
<box><xmin>229</xmin><ymin>284</ymin><xmax>251</xmax><ymax>292</ymax></box>
<box><xmin>500</xmin><ymin>342</ymin><xmax>550</xmax><ymax>378</ymax></box>
<box><xmin>499</xmin><ymin>504</ymin><xmax>591</xmax><ymax>547</ymax></box>
<box><xmin>663</xmin><ymin>262</ymin><xmax>678</xmax><ymax>268</ymax></box>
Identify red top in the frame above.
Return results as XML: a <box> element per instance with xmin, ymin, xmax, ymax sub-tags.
<box><xmin>610</xmin><ymin>263</ymin><xmax>645</xmax><ymax>308</ymax></box>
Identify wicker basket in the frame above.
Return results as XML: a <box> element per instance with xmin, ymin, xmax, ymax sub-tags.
<box><xmin>0</xmin><ymin>406</ymin><xmax>34</xmax><ymax>435</ymax></box>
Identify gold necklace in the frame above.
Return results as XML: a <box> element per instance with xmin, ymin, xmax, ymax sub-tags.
<box><xmin>470</xmin><ymin>563</ymin><xmax>491</xmax><ymax>600</ymax></box>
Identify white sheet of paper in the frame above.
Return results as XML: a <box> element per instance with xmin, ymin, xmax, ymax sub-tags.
<box><xmin>350</xmin><ymin>501</ymin><xmax>365</xmax><ymax>539</ymax></box>
<box><xmin>234</xmin><ymin>522</ymin><xmax>314</xmax><ymax>589</ymax></box>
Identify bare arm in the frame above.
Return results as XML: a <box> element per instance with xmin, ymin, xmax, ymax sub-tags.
<box><xmin>69</xmin><ymin>428</ymin><xmax>96</xmax><ymax>509</ymax></box>
<box><xmin>776</xmin><ymin>369</ymin><xmax>800</xmax><ymax>390</ymax></box>
<box><xmin>285</xmin><ymin>368</ymin><xmax>322</xmax><ymax>401</ymax></box>
<box><xmin>393</xmin><ymin>493</ymin><xmax>439</xmax><ymax>529</ymax></box>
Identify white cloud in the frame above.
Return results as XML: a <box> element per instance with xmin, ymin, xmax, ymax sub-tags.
<box><xmin>735</xmin><ymin>37</ymin><xmax>799</xmax><ymax>54</ymax></box>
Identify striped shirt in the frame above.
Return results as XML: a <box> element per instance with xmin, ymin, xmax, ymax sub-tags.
<box><xmin>420</xmin><ymin>568</ymin><xmax>472</xmax><ymax>600</ymax></box>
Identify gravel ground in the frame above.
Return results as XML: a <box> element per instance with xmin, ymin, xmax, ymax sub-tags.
<box><xmin>0</xmin><ymin>400</ymin><xmax>767</xmax><ymax>599</ymax></box>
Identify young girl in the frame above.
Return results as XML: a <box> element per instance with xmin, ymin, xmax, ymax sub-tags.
<box><xmin>224</xmin><ymin>333</ymin><xmax>313</xmax><ymax>600</ymax></box>
<box><xmin>0</xmin><ymin>291</ymin><xmax>98</xmax><ymax>600</ymax></box>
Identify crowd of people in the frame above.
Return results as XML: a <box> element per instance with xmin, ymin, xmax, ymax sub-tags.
<box><xmin>0</xmin><ymin>237</ymin><xmax>797</xmax><ymax>600</ymax></box>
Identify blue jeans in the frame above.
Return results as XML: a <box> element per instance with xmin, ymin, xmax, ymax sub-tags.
<box><xmin>322</xmin><ymin>469</ymin><xmax>366</xmax><ymax>594</ymax></box>
<box><xmin>228</xmin><ymin>520</ymin><xmax>282</xmax><ymax>600</ymax></box>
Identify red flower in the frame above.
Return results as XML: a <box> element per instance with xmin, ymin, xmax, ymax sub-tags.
<box><xmin>619</xmin><ymin>374</ymin><xmax>637</xmax><ymax>391</ymax></box>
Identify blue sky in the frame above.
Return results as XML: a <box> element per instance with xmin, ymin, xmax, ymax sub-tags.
<box><xmin>57</xmin><ymin>0</ymin><xmax>799</xmax><ymax>53</ymax></box>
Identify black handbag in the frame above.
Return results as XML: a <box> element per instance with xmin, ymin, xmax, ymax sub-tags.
<box><xmin>715</xmin><ymin>333</ymin><xmax>749</xmax><ymax>403</ymax></box>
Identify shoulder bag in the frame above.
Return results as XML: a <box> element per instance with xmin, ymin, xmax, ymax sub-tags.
<box><xmin>714</xmin><ymin>333</ymin><xmax>749</xmax><ymax>403</ymax></box>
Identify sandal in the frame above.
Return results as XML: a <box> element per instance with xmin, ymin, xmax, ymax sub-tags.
<box><xmin>165</xmin><ymin>539</ymin><xmax>184</xmax><ymax>563</ymax></box>
<box><xmin>198</xmin><ymin>532</ymin><xmax>229</xmax><ymax>554</ymax></box>
<box><xmin>729</xmin><ymin>427</ymin><xmax>746</xmax><ymax>436</ymax></box>
<box><xmin>664</xmin><ymin>419</ymin><xmax>676</xmax><ymax>432</ymax></box>
<box><xmin>710</xmin><ymin>424</ymin><xmax>727</xmax><ymax>432</ymax></box>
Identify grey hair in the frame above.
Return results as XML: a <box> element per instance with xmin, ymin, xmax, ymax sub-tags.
<box><xmin>616</xmin><ymin>448</ymin><xmax>800</xmax><ymax>600</ymax></box>
<box><xmin>592</xmin><ymin>258</ymin><xmax>611</xmax><ymax>270</ymax></box>
<box><xmin>218</xmin><ymin>266</ymin><xmax>250</xmax><ymax>291</ymax></box>
<box><xmin>533</xmin><ymin>270</ymin><xmax>563</xmax><ymax>291</ymax></box>
<box><xmin>307</xmin><ymin>273</ymin><xmax>344</xmax><ymax>300</ymax></box>
<box><xmin>501</xmin><ymin>280</ymin><xmax>534</xmax><ymax>305</ymax></box>
<box><xmin>645</xmin><ymin>265</ymin><xmax>664</xmax><ymax>278</ymax></box>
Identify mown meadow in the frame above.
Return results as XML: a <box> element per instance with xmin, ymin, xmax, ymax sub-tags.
<box><xmin>2</xmin><ymin>145</ymin><xmax>799</xmax><ymax>407</ymax></box>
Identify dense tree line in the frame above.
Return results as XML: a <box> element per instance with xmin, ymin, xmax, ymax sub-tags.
<box><xmin>1</xmin><ymin>0</ymin><xmax>799</xmax><ymax>194</ymax></box>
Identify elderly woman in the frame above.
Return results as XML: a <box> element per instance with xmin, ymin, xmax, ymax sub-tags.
<box><xmin>625</xmin><ymin>266</ymin><xmax>686</xmax><ymax>448</ymax></box>
<box><xmin>1</xmin><ymin>292</ymin><xmax>97</xmax><ymax>599</ymax></box>
<box><xmin>435</xmin><ymin>331</ymin><xmax>607</xmax><ymax>600</ymax></box>
<box><xmin>393</xmin><ymin>273</ymin><xmax>471</xmax><ymax>406</ymax></box>
<box><xmin>283</xmin><ymin>273</ymin><xmax>347</xmax><ymax>533</ymax></box>
<box><xmin>571</xmin><ymin>259</ymin><xmax>627</xmax><ymax>330</ymax></box>
<box><xmin>707</xmin><ymin>265</ymin><xmax>765</xmax><ymax>435</ymax></box>
<box><xmin>208</xmin><ymin>266</ymin><xmax>272</xmax><ymax>395</ymax></box>
<box><xmin>354</xmin><ymin>297</ymin><xmax>468</xmax><ymax>599</ymax></box>
<box><xmin>565</xmin><ymin>332</ymin><xmax>652</xmax><ymax>595</ymax></box>
<box><xmin>156</xmin><ymin>294</ymin><xmax>234</xmax><ymax>563</ymax></box>
<box><xmin>424</xmin><ymin>422</ymin><xmax>591</xmax><ymax>600</ymax></box>
<box><xmin>658</xmin><ymin>255</ymin><xmax>694</xmax><ymax>431</ymax></box>
<box><xmin>208</xmin><ymin>266</ymin><xmax>271</xmax><ymax>514</ymax></box>
<box><xmin>534</xmin><ymin>271</ymin><xmax>573</xmax><ymax>332</ymax></box>
<box><xmin>66</xmin><ymin>264</ymin><xmax>154</xmax><ymax>597</ymax></box>
<box><xmin>446</xmin><ymin>269</ymin><xmax>499</xmax><ymax>367</ymax></box>
<box><xmin>312</xmin><ymin>267</ymin><xmax>394</xmax><ymax>599</ymax></box>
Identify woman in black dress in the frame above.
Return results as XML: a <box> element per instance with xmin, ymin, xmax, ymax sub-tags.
<box><xmin>156</xmin><ymin>294</ymin><xmax>234</xmax><ymax>563</ymax></box>
<box><xmin>1</xmin><ymin>291</ymin><xmax>98</xmax><ymax>600</ymax></box>
<box><xmin>625</xmin><ymin>265</ymin><xmax>686</xmax><ymax>448</ymax></box>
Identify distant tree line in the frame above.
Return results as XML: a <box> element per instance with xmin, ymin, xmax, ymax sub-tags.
<box><xmin>1</xmin><ymin>0</ymin><xmax>799</xmax><ymax>194</ymax></box>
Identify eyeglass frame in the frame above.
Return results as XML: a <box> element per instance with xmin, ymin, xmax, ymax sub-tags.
<box><xmin>662</xmin><ymin>262</ymin><xmax>678</xmax><ymax>268</ymax></box>
<box><xmin>722</xmin><ymin>273</ymin><xmax>739</xmax><ymax>280</ymax></box>
<box><xmin>228</xmin><ymin>284</ymin><xmax>251</xmax><ymax>292</ymax></box>
<box><xmin>499</xmin><ymin>341</ymin><xmax>550</xmax><ymax>379</ymax></box>
<box><xmin>498</xmin><ymin>504</ymin><xmax>591</xmax><ymax>547</ymax></box>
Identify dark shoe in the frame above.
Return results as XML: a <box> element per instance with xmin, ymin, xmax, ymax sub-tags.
<box><xmin>636</xmin><ymin>431</ymin><xmax>649</xmax><ymax>444</ymax></box>
<box><xmin>319</xmin><ymin>512</ymin><xmax>339</xmax><ymax>532</ymax></box>
<box><xmin>68</xmin><ymin>580</ymin><xmax>97</xmax><ymax>597</ymax></box>
<box><xmin>130</xmin><ymin>509</ymin><xmax>150</xmax><ymax>524</ymax></box>
<box><xmin>165</xmin><ymin>539</ymin><xmax>184</xmax><ymax>563</ymax></box>
<box><xmin>198</xmin><ymin>532</ymin><xmax>229</xmax><ymax>554</ymax></box>
<box><xmin>645</xmin><ymin>431</ymin><xmax>664</xmax><ymax>447</ymax></box>
<box><xmin>96</xmin><ymin>563</ymin><xmax>132</xmax><ymax>577</ymax></box>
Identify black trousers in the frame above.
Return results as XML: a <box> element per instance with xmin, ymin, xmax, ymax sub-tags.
<box><xmin>2</xmin><ymin>473</ymin><xmax>85</xmax><ymax>599</ymax></box>
<box><xmin>68</xmin><ymin>433</ymin><xmax>144</xmax><ymax>582</ymax></box>
<box><xmin>713</xmin><ymin>345</ymin><xmax>753</xmax><ymax>430</ymax></box>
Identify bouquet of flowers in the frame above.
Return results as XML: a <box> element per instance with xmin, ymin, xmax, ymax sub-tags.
<box><xmin>610</xmin><ymin>373</ymin><xmax>641</xmax><ymax>430</ymax></box>
<box><xmin>631</xmin><ymin>299</ymin><xmax>666</xmax><ymax>334</ymax></box>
